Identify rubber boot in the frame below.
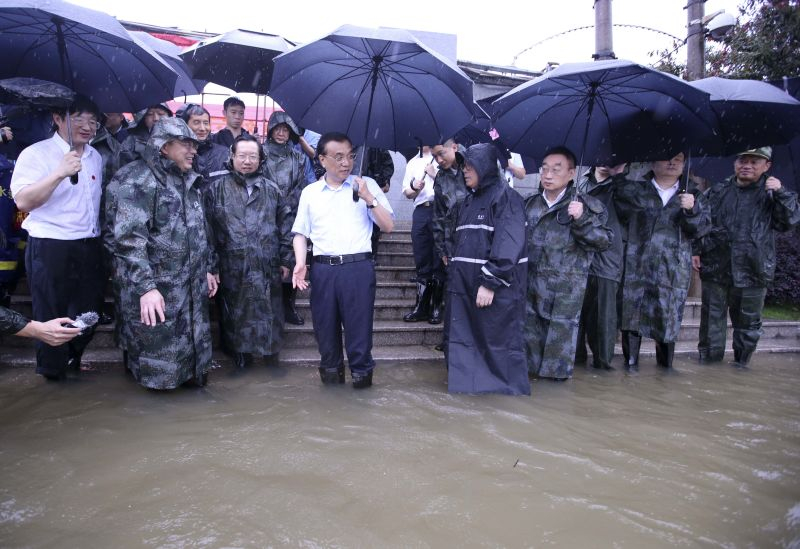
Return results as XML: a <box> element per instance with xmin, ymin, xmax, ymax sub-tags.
<box><xmin>428</xmin><ymin>279</ymin><xmax>444</xmax><ymax>325</ymax></box>
<box><xmin>733</xmin><ymin>346</ymin><xmax>754</xmax><ymax>369</ymax></box>
<box><xmin>622</xmin><ymin>331</ymin><xmax>641</xmax><ymax>373</ymax></box>
<box><xmin>319</xmin><ymin>366</ymin><xmax>345</xmax><ymax>384</ymax></box>
<box><xmin>352</xmin><ymin>370</ymin><xmax>373</xmax><ymax>389</ymax></box>
<box><xmin>655</xmin><ymin>341</ymin><xmax>675</xmax><ymax>369</ymax></box>
<box><xmin>283</xmin><ymin>283</ymin><xmax>304</xmax><ymax>325</ymax></box>
<box><xmin>403</xmin><ymin>281</ymin><xmax>432</xmax><ymax>322</ymax></box>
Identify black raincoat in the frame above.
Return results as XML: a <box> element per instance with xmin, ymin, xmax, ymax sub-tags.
<box><xmin>194</xmin><ymin>139</ymin><xmax>230</xmax><ymax>191</ymax></box>
<box><xmin>446</xmin><ymin>144</ymin><xmax>529</xmax><ymax>396</ymax></box>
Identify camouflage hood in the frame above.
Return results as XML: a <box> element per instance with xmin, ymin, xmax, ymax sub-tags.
<box><xmin>463</xmin><ymin>143</ymin><xmax>501</xmax><ymax>191</ymax></box>
<box><xmin>147</xmin><ymin>117</ymin><xmax>199</xmax><ymax>151</ymax></box>
<box><xmin>267</xmin><ymin>111</ymin><xmax>300</xmax><ymax>144</ymax></box>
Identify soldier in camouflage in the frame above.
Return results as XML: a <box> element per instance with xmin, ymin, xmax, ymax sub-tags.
<box><xmin>693</xmin><ymin>147</ymin><xmax>800</xmax><ymax>368</ymax></box>
<box><xmin>262</xmin><ymin>111</ymin><xmax>307</xmax><ymax>327</ymax></box>
<box><xmin>205</xmin><ymin>134</ymin><xmax>294</xmax><ymax>370</ymax></box>
<box><xmin>525</xmin><ymin>147</ymin><xmax>613</xmax><ymax>381</ymax></box>
<box><xmin>111</xmin><ymin>117</ymin><xmax>218</xmax><ymax>390</ymax></box>
<box><xmin>118</xmin><ymin>104</ymin><xmax>172</xmax><ymax>168</ymax></box>
<box><xmin>616</xmin><ymin>152</ymin><xmax>711</xmax><ymax>372</ymax></box>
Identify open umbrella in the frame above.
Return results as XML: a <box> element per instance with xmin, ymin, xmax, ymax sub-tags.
<box><xmin>0</xmin><ymin>0</ymin><xmax>178</xmax><ymax>112</ymax></box>
<box><xmin>688</xmin><ymin>76</ymin><xmax>800</xmax><ymax>156</ymax></box>
<box><xmin>269</xmin><ymin>25</ymin><xmax>475</xmax><ymax>153</ymax></box>
<box><xmin>129</xmin><ymin>31</ymin><xmax>205</xmax><ymax>99</ymax></box>
<box><xmin>179</xmin><ymin>29</ymin><xmax>293</xmax><ymax>94</ymax></box>
<box><xmin>0</xmin><ymin>77</ymin><xmax>75</xmax><ymax>109</ymax></box>
<box><xmin>491</xmin><ymin>59</ymin><xmax>716</xmax><ymax>167</ymax></box>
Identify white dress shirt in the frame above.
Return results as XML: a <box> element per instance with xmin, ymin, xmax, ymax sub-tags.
<box><xmin>10</xmin><ymin>132</ymin><xmax>102</xmax><ymax>239</ymax></box>
<box><xmin>402</xmin><ymin>152</ymin><xmax>436</xmax><ymax>207</ymax></box>
<box><xmin>651</xmin><ymin>178</ymin><xmax>680</xmax><ymax>207</ymax></box>
<box><xmin>292</xmin><ymin>174</ymin><xmax>394</xmax><ymax>256</ymax></box>
<box><xmin>543</xmin><ymin>187</ymin><xmax>569</xmax><ymax>209</ymax></box>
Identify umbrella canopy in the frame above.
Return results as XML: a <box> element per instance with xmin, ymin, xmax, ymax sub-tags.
<box><xmin>0</xmin><ymin>77</ymin><xmax>75</xmax><ymax>109</ymax></box>
<box><xmin>452</xmin><ymin>102</ymin><xmax>493</xmax><ymax>147</ymax></box>
<box><xmin>491</xmin><ymin>59</ymin><xmax>716</xmax><ymax>166</ymax></box>
<box><xmin>688</xmin><ymin>76</ymin><xmax>800</xmax><ymax>156</ymax></box>
<box><xmin>269</xmin><ymin>25</ymin><xmax>475</xmax><ymax>151</ymax></box>
<box><xmin>129</xmin><ymin>31</ymin><xmax>205</xmax><ymax>99</ymax></box>
<box><xmin>0</xmin><ymin>0</ymin><xmax>178</xmax><ymax>112</ymax></box>
<box><xmin>179</xmin><ymin>29</ymin><xmax>293</xmax><ymax>94</ymax></box>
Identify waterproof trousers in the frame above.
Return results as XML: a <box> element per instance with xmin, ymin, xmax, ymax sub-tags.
<box><xmin>698</xmin><ymin>281</ymin><xmax>766</xmax><ymax>365</ymax></box>
<box><xmin>576</xmin><ymin>275</ymin><xmax>618</xmax><ymax>369</ymax></box>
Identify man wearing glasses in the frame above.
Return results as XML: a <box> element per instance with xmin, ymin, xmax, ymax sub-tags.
<box><xmin>10</xmin><ymin>95</ymin><xmax>105</xmax><ymax>381</ymax></box>
<box><xmin>291</xmin><ymin>132</ymin><xmax>394</xmax><ymax>389</ymax></box>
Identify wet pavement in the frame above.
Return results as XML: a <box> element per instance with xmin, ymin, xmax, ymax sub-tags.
<box><xmin>1</xmin><ymin>354</ymin><xmax>799</xmax><ymax>547</ymax></box>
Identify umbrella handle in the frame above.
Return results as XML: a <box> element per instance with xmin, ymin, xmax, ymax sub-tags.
<box><xmin>65</xmin><ymin>110</ymin><xmax>79</xmax><ymax>185</ymax></box>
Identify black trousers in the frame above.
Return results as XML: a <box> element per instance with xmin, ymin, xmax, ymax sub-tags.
<box><xmin>310</xmin><ymin>259</ymin><xmax>376</xmax><ymax>376</ymax></box>
<box><xmin>699</xmin><ymin>281</ymin><xmax>766</xmax><ymax>361</ymax></box>
<box><xmin>26</xmin><ymin>236</ymin><xmax>104</xmax><ymax>376</ymax></box>
<box><xmin>576</xmin><ymin>275</ymin><xmax>619</xmax><ymax>369</ymax></box>
<box><xmin>411</xmin><ymin>203</ymin><xmax>443</xmax><ymax>282</ymax></box>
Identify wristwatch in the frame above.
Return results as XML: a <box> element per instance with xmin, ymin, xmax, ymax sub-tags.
<box><xmin>367</xmin><ymin>198</ymin><xmax>378</xmax><ymax>209</ymax></box>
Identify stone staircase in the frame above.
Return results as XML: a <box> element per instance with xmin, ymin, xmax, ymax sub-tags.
<box><xmin>2</xmin><ymin>222</ymin><xmax>799</xmax><ymax>369</ymax></box>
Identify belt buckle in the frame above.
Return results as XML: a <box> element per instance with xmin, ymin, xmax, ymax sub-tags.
<box><xmin>331</xmin><ymin>255</ymin><xmax>344</xmax><ymax>266</ymax></box>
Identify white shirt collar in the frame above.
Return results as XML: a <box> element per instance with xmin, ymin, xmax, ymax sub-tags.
<box><xmin>543</xmin><ymin>187</ymin><xmax>568</xmax><ymax>209</ymax></box>
<box><xmin>651</xmin><ymin>178</ymin><xmax>680</xmax><ymax>207</ymax></box>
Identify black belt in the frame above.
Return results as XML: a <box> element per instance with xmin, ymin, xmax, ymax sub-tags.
<box><xmin>314</xmin><ymin>252</ymin><xmax>373</xmax><ymax>265</ymax></box>
<box><xmin>416</xmin><ymin>201</ymin><xmax>433</xmax><ymax>208</ymax></box>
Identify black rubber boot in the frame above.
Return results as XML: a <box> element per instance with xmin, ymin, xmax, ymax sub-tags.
<box><xmin>283</xmin><ymin>283</ymin><xmax>304</xmax><ymax>325</ymax></box>
<box><xmin>403</xmin><ymin>281</ymin><xmax>432</xmax><ymax>322</ymax></box>
<box><xmin>622</xmin><ymin>331</ymin><xmax>641</xmax><ymax>373</ymax></box>
<box><xmin>655</xmin><ymin>341</ymin><xmax>675</xmax><ymax>370</ymax></box>
<box><xmin>428</xmin><ymin>279</ymin><xmax>444</xmax><ymax>325</ymax></box>
<box><xmin>352</xmin><ymin>371</ymin><xmax>373</xmax><ymax>389</ymax></box>
<box><xmin>733</xmin><ymin>347</ymin><xmax>754</xmax><ymax>369</ymax></box>
<box><xmin>234</xmin><ymin>352</ymin><xmax>248</xmax><ymax>369</ymax></box>
<box><xmin>319</xmin><ymin>366</ymin><xmax>345</xmax><ymax>385</ymax></box>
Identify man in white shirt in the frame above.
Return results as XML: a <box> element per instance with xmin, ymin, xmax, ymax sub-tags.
<box><xmin>292</xmin><ymin>132</ymin><xmax>394</xmax><ymax>389</ymax></box>
<box><xmin>11</xmin><ymin>96</ymin><xmax>105</xmax><ymax>381</ymax></box>
<box><xmin>401</xmin><ymin>146</ymin><xmax>441</xmax><ymax>323</ymax></box>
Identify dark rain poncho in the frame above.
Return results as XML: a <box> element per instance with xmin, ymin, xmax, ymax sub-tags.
<box><xmin>446</xmin><ymin>144</ymin><xmax>529</xmax><ymax>396</ymax></box>
<box><xmin>205</xmin><ymin>168</ymin><xmax>293</xmax><ymax>356</ymax></box>
<box><xmin>616</xmin><ymin>174</ymin><xmax>711</xmax><ymax>342</ymax></box>
<box><xmin>112</xmin><ymin>118</ymin><xmax>212</xmax><ymax>389</ymax></box>
<box><xmin>524</xmin><ymin>183</ymin><xmax>612</xmax><ymax>379</ymax></box>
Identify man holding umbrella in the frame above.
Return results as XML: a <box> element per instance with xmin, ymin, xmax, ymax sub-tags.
<box><xmin>291</xmin><ymin>132</ymin><xmax>394</xmax><ymax>389</ymax></box>
<box><xmin>693</xmin><ymin>147</ymin><xmax>800</xmax><ymax>368</ymax></box>
<box><xmin>10</xmin><ymin>95</ymin><xmax>105</xmax><ymax>380</ymax></box>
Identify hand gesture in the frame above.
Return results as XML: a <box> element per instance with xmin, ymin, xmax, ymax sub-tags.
<box><xmin>765</xmin><ymin>176</ymin><xmax>782</xmax><ymax>192</ymax></box>
<box><xmin>679</xmin><ymin>193</ymin><xmax>695</xmax><ymax>211</ymax></box>
<box><xmin>476</xmin><ymin>285</ymin><xmax>494</xmax><ymax>308</ymax></box>
<box><xmin>354</xmin><ymin>176</ymin><xmax>373</xmax><ymax>202</ymax></box>
<box><xmin>206</xmin><ymin>272</ymin><xmax>219</xmax><ymax>298</ymax></box>
<box><xmin>140</xmin><ymin>289</ymin><xmax>166</xmax><ymax>326</ymax></box>
<box><xmin>293</xmin><ymin>264</ymin><xmax>308</xmax><ymax>291</ymax></box>
<box><xmin>567</xmin><ymin>200</ymin><xmax>584</xmax><ymax>220</ymax></box>
<box><xmin>58</xmin><ymin>150</ymin><xmax>81</xmax><ymax>179</ymax></box>
<box><xmin>36</xmin><ymin>318</ymin><xmax>81</xmax><ymax>346</ymax></box>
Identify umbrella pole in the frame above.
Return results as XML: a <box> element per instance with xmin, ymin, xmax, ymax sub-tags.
<box><xmin>575</xmin><ymin>86</ymin><xmax>598</xmax><ymax>199</ymax></box>
<box><xmin>352</xmin><ymin>59</ymin><xmax>381</xmax><ymax>201</ymax></box>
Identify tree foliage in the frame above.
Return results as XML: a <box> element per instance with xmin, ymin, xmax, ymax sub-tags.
<box><xmin>650</xmin><ymin>0</ymin><xmax>800</xmax><ymax>80</ymax></box>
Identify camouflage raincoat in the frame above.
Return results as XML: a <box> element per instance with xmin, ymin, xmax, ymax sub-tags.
<box><xmin>205</xmin><ymin>167</ymin><xmax>293</xmax><ymax>356</ymax></box>
<box><xmin>616</xmin><ymin>174</ymin><xmax>711</xmax><ymax>342</ymax></box>
<box><xmin>525</xmin><ymin>183</ymin><xmax>612</xmax><ymax>379</ymax></box>
<box><xmin>111</xmin><ymin>118</ymin><xmax>212</xmax><ymax>389</ymax></box>
<box><xmin>432</xmin><ymin>145</ymin><xmax>468</xmax><ymax>261</ymax></box>
<box><xmin>262</xmin><ymin>111</ymin><xmax>306</xmax><ymax>217</ymax></box>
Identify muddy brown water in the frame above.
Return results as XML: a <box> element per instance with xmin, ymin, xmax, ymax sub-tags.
<box><xmin>1</xmin><ymin>355</ymin><xmax>799</xmax><ymax>548</ymax></box>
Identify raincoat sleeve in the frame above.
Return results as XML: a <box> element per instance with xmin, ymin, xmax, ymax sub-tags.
<box><xmin>770</xmin><ymin>187</ymin><xmax>800</xmax><ymax>232</ymax></box>
<box><xmin>113</xmin><ymin>175</ymin><xmax>158</xmax><ymax>298</ymax></box>
<box><xmin>203</xmin><ymin>182</ymin><xmax>220</xmax><ymax>275</ymax></box>
<box><xmin>276</xmin><ymin>191</ymin><xmax>294</xmax><ymax>268</ymax></box>
<box><xmin>0</xmin><ymin>305</ymin><xmax>29</xmax><ymax>336</ymax></box>
<box><xmin>611</xmin><ymin>174</ymin><xmax>644</xmax><ymax>223</ymax></box>
<box><xmin>479</xmin><ymin>190</ymin><xmax>526</xmax><ymax>291</ymax></box>
<box><xmin>432</xmin><ymin>177</ymin><xmax>448</xmax><ymax>260</ymax></box>
<box><xmin>571</xmin><ymin>194</ymin><xmax>613</xmax><ymax>252</ymax></box>
<box><xmin>678</xmin><ymin>186</ymin><xmax>711</xmax><ymax>239</ymax></box>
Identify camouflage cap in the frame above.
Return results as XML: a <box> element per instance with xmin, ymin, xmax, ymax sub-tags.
<box><xmin>149</xmin><ymin>117</ymin><xmax>198</xmax><ymax>151</ymax></box>
<box><xmin>737</xmin><ymin>146</ymin><xmax>772</xmax><ymax>160</ymax></box>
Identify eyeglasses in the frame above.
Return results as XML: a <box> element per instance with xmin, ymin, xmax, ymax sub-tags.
<box><xmin>323</xmin><ymin>152</ymin><xmax>357</xmax><ymax>164</ymax></box>
<box><xmin>234</xmin><ymin>153</ymin><xmax>259</xmax><ymax>162</ymax></box>
<box><xmin>173</xmin><ymin>138</ymin><xmax>198</xmax><ymax>150</ymax></box>
<box><xmin>69</xmin><ymin>116</ymin><xmax>99</xmax><ymax>130</ymax></box>
<box><xmin>539</xmin><ymin>166</ymin><xmax>567</xmax><ymax>175</ymax></box>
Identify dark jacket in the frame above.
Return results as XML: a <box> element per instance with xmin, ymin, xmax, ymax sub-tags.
<box><xmin>432</xmin><ymin>145</ymin><xmax>468</xmax><ymax>261</ymax></box>
<box><xmin>446</xmin><ymin>143</ymin><xmax>529</xmax><ymax>396</ymax></box>
<box><xmin>694</xmin><ymin>174</ymin><xmax>800</xmax><ymax>288</ymax></box>
<box><xmin>616</xmin><ymin>173</ymin><xmax>711</xmax><ymax>341</ymax></box>
<box><xmin>262</xmin><ymin>112</ymin><xmax>306</xmax><ymax>221</ymax></box>
<box><xmin>211</xmin><ymin>127</ymin><xmax>249</xmax><ymax>149</ymax></box>
<box><xmin>361</xmin><ymin>148</ymin><xmax>394</xmax><ymax>190</ymax></box>
<box><xmin>194</xmin><ymin>139</ymin><xmax>230</xmax><ymax>191</ymax></box>
<box><xmin>580</xmin><ymin>170</ymin><xmax>624</xmax><ymax>282</ymax></box>
<box><xmin>0</xmin><ymin>305</ymin><xmax>27</xmax><ymax>336</ymax></box>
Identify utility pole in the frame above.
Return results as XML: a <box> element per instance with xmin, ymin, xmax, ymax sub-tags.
<box><xmin>686</xmin><ymin>0</ymin><xmax>706</xmax><ymax>80</ymax></box>
<box><xmin>593</xmin><ymin>0</ymin><xmax>616</xmax><ymax>60</ymax></box>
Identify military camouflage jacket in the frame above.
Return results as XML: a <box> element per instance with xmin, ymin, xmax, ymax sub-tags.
<box><xmin>432</xmin><ymin>145</ymin><xmax>468</xmax><ymax>261</ymax></box>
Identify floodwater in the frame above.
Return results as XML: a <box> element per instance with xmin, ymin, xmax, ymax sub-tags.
<box><xmin>1</xmin><ymin>355</ymin><xmax>799</xmax><ymax>548</ymax></box>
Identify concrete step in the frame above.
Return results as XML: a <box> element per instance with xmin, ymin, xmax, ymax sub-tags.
<box><xmin>295</xmin><ymin>299</ymin><xmax>424</xmax><ymax>321</ymax></box>
<box><xmin>376</xmin><ymin>240</ymin><xmax>413</xmax><ymax>254</ymax></box>
<box><xmin>374</xmin><ymin>252</ymin><xmax>416</xmax><ymax>267</ymax></box>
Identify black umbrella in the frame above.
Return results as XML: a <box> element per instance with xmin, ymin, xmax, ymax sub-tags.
<box><xmin>179</xmin><ymin>29</ymin><xmax>293</xmax><ymax>94</ymax></box>
<box><xmin>0</xmin><ymin>0</ymin><xmax>178</xmax><ymax>112</ymax></box>
<box><xmin>688</xmin><ymin>76</ymin><xmax>800</xmax><ymax>156</ymax></box>
<box><xmin>0</xmin><ymin>77</ymin><xmax>75</xmax><ymax>109</ymax></box>
<box><xmin>269</xmin><ymin>25</ymin><xmax>475</xmax><ymax>153</ymax></box>
<box><xmin>130</xmin><ymin>31</ymin><xmax>205</xmax><ymax>99</ymax></box>
<box><xmin>491</xmin><ymin>59</ymin><xmax>716</xmax><ymax>167</ymax></box>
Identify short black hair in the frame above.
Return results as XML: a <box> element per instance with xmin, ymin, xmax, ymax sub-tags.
<box><xmin>52</xmin><ymin>94</ymin><xmax>101</xmax><ymax>120</ymax></box>
<box><xmin>178</xmin><ymin>104</ymin><xmax>210</xmax><ymax>122</ymax></box>
<box><xmin>231</xmin><ymin>133</ymin><xmax>265</xmax><ymax>164</ymax></box>
<box><xmin>316</xmin><ymin>132</ymin><xmax>352</xmax><ymax>157</ymax></box>
<box><xmin>223</xmin><ymin>97</ymin><xmax>245</xmax><ymax>111</ymax></box>
<box><xmin>543</xmin><ymin>145</ymin><xmax>577</xmax><ymax>169</ymax></box>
